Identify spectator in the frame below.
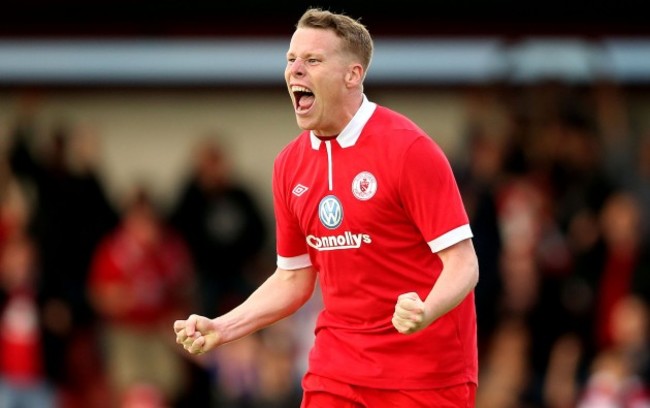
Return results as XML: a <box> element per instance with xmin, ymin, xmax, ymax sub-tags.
<box><xmin>8</xmin><ymin>118</ymin><xmax>118</xmax><ymax>327</ymax></box>
<box><xmin>0</xmin><ymin>178</ymin><xmax>56</xmax><ymax>408</ymax></box>
<box><xmin>169</xmin><ymin>136</ymin><xmax>268</xmax><ymax>317</ymax></box>
<box><xmin>88</xmin><ymin>185</ymin><xmax>196</xmax><ymax>407</ymax></box>
<box><xmin>576</xmin><ymin>296</ymin><xmax>650</xmax><ymax>407</ymax></box>
<box><xmin>7</xmin><ymin>115</ymin><xmax>119</xmax><ymax>400</ymax></box>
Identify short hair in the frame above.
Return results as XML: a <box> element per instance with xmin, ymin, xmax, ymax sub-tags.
<box><xmin>296</xmin><ymin>8</ymin><xmax>373</xmax><ymax>75</ymax></box>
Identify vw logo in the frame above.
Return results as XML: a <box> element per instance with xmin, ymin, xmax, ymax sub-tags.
<box><xmin>318</xmin><ymin>195</ymin><xmax>343</xmax><ymax>229</ymax></box>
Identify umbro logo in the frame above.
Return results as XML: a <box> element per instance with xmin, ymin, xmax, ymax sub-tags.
<box><xmin>292</xmin><ymin>184</ymin><xmax>309</xmax><ymax>197</ymax></box>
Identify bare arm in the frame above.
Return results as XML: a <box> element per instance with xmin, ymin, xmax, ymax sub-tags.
<box><xmin>174</xmin><ymin>265</ymin><xmax>317</xmax><ymax>354</ymax></box>
<box><xmin>392</xmin><ymin>238</ymin><xmax>479</xmax><ymax>334</ymax></box>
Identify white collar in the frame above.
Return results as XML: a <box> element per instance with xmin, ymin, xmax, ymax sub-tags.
<box><xmin>309</xmin><ymin>94</ymin><xmax>377</xmax><ymax>150</ymax></box>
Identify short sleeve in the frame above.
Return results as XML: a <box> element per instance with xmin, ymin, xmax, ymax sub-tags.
<box><xmin>398</xmin><ymin>136</ymin><xmax>473</xmax><ymax>253</ymax></box>
<box><xmin>272</xmin><ymin>158</ymin><xmax>312</xmax><ymax>269</ymax></box>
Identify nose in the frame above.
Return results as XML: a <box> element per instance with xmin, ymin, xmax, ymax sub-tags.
<box><xmin>288</xmin><ymin>58</ymin><xmax>305</xmax><ymax>77</ymax></box>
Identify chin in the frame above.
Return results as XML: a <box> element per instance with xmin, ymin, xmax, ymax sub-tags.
<box><xmin>295</xmin><ymin>117</ymin><xmax>314</xmax><ymax>131</ymax></box>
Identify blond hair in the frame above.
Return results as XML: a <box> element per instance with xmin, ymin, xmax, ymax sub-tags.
<box><xmin>296</xmin><ymin>8</ymin><xmax>373</xmax><ymax>75</ymax></box>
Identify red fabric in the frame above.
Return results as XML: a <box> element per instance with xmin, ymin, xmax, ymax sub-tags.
<box><xmin>301</xmin><ymin>372</ymin><xmax>477</xmax><ymax>408</ymax></box>
<box><xmin>0</xmin><ymin>291</ymin><xmax>43</xmax><ymax>383</ymax></box>
<box><xmin>88</xmin><ymin>225</ymin><xmax>193</xmax><ymax>327</ymax></box>
<box><xmin>596</xmin><ymin>250</ymin><xmax>637</xmax><ymax>349</ymax></box>
<box><xmin>273</xmin><ymin>102</ymin><xmax>477</xmax><ymax>389</ymax></box>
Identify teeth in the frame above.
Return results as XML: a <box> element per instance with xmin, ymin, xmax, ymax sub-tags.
<box><xmin>291</xmin><ymin>86</ymin><xmax>311</xmax><ymax>93</ymax></box>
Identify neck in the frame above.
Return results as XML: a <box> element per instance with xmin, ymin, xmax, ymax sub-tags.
<box><xmin>312</xmin><ymin>92</ymin><xmax>364</xmax><ymax>138</ymax></box>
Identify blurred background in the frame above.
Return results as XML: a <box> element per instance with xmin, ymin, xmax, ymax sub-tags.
<box><xmin>1</xmin><ymin>1</ymin><xmax>650</xmax><ymax>407</ymax></box>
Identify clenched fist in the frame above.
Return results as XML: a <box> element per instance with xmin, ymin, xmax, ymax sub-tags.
<box><xmin>392</xmin><ymin>292</ymin><xmax>429</xmax><ymax>335</ymax></box>
<box><xmin>173</xmin><ymin>314</ymin><xmax>222</xmax><ymax>355</ymax></box>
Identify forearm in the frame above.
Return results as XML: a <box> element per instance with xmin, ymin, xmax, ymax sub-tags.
<box><xmin>423</xmin><ymin>239</ymin><xmax>479</xmax><ymax>323</ymax></box>
<box><xmin>213</xmin><ymin>266</ymin><xmax>316</xmax><ymax>344</ymax></box>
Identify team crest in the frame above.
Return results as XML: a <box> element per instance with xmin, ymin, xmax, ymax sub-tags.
<box><xmin>319</xmin><ymin>195</ymin><xmax>343</xmax><ymax>229</ymax></box>
<box><xmin>352</xmin><ymin>171</ymin><xmax>377</xmax><ymax>201</ymax></box>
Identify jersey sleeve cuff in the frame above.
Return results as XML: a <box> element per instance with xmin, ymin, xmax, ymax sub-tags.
<box><xmin>277</xmin><ymin>253</ymin><xmax>312</xmax><ymax>270</ymax></box>
<box><xmin>427</xmin><ymin>224</ymin><xmax>473</xmax><ymax>253</ymax></box>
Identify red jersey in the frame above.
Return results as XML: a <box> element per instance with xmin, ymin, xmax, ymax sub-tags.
<box><xmin>273</xmin><ymin>97</ymin><xmax>477</xmax><ymax>389</ymax></box>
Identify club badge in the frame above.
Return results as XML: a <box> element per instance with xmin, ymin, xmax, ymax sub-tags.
<box><xmin>352</xmin><ymin>171</ymin><xmax>377</xmax><ymax>201</ymax></box>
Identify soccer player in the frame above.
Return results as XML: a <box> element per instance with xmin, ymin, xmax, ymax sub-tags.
<box><xmin>174</xmin><ymin>7</ymin><xmax>479</xmax><ymax>407</ymax></box>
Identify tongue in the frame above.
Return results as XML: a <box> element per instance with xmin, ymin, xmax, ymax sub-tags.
<box><xmin>298</xmin><ymin>94</ymin><xmax>315</xmax><ymax>111</ymax></box>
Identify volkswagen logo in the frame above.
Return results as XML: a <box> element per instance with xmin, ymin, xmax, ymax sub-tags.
<box><xmin>318</xmin><ymin>195</ymin><xmax>343</xmax><ymax>229</ymax></box>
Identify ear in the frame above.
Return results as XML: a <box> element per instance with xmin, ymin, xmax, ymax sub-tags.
<box><xmin>345</xmin><ymin>63</ymin><xmax>364</xmax><ymax>88</ymax></box>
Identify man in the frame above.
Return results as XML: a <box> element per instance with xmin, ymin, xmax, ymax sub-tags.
<box><xmin>175</xmin><ymin>8</ymin><xmax>479</xmax><ymax>407</ymax></box>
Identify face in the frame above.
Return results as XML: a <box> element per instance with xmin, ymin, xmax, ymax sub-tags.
<box><xmin>285</xmin><ymin>27</ymin><xmax>361</xmax><ymax>136</ymax></box>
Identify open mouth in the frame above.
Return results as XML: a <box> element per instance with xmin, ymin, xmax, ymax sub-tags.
<box><xmin>292</xmin><ymin>85</ymin><xmax>315</xmax><ymax>113</ymax></box>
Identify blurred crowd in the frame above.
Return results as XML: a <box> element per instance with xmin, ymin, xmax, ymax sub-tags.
<box><xmin>0</xmin><ymin>79</ymin><xmax>649</xmax><ymax>408</ymax></box>
<box><xmin>457</xmin><ymin>79</ymin><xmax>650</xmax><ymax>408</ymax></box>
<box><xmin>0</xmin><ymin>102</ymin><xmax>300</xmax><ymax>408</ymax></box>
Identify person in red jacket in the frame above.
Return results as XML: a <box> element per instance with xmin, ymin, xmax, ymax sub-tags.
<box><xmin>175</xmin><ymin>8</ymin><xmax>479</xmax><ymax>407</ymax></box>
<box><xmin>89</xmin><ymin>186</ymin><xmax>195</xmax><ymax>407</ymax></box>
